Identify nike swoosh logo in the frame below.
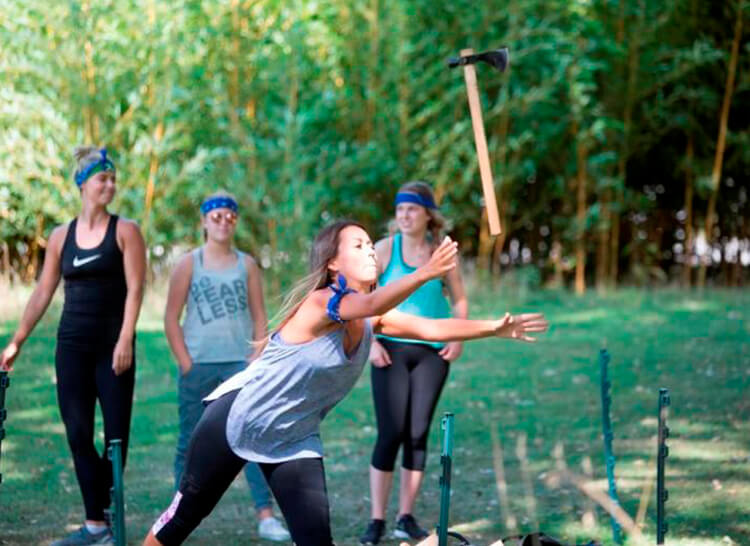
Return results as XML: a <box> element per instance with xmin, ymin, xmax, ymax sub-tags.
<box><xmin>72</xmin><ymin>254</ymin><xmax>102</xmax><ymax>267</ymax></box>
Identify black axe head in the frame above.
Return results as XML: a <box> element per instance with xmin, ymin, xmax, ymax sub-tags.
<box><xmin>447</xmin><ymin>48</ymin><xmax>509</xmax><ymax>72</ymax></box>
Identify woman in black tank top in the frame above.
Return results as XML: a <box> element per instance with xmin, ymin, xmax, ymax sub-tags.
<box><xmin>0</xmin><ymin>146</ymin><xmax>146</xmax><ymax>545</ymax></box>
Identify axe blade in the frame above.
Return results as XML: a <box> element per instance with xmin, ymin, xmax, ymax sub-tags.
<box><xmin>478</xmin><ymin>48</ymin><xmax>509</xmax><ymax>72</ymax></box>
<box><xmin>447</xmin><ymin>48</ymin><xmax>509</xmax><ymax>72</ymax></box>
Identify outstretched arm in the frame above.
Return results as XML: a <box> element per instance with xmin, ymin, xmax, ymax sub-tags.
<box><xmin>0</xmin><ymin>225</ymin><xmax>66</xmax><ymax>371</ymax></box>
<box><xmin>336</xmin><ymin>237</ymin><xmax>458</xmax><ymax>322</ymax></box>
<box><xmin>373</xmin><ymin>309</ymin><xmax>548</xmax><ymax>343</ymax></box>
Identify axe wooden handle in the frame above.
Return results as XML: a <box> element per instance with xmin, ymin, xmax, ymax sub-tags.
<box><xmin>461</xmin><ymin>48</ymin><xmax>502</xmax><ymax>236</ymax></box>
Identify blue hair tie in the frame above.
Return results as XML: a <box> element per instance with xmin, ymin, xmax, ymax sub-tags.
<box><xmin>326</xmin><ymin>274</ymin><xmax>356</xmax><ymax>323</ymax></box>
<box><xmin>200</xmin><ymin>196</ymin><xmax>239</xmax><ymax>215</ymax></box>
<box><xmin>74</xmin><ymin>149</ymin><xmax>116</xmax><ymax>186</ymax></box>
<box><xmin>394</xmin><ymin>191</ymin><xmax>438</xmax><ymax>210</ymax></box>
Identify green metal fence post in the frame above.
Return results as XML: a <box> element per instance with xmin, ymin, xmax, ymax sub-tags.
<box><xmin>0</xmin><ymin>371</ymin><xmax>9</xmax><ymax>485</ymax></box>
<box><xmin>437</xmin><ymin>412</ymin><xmax>454</xmax><ymax>546</ymax></box>
<box><xmin>599</xmin><ymin>349</ymin><xmax>623</xmax><ymax>544</ymax></box>
<box><xmin>107</xmin><ymin>439</ymin><xmax>126</xmax><ymax>546</ymax></box>
<box><xmin>657</xmin><ymin>388</ymin><xmax>670</xmax><ymax>544</ymax></box>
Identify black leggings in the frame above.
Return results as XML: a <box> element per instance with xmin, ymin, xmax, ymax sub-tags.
<box><xmin>153</xmin><ymin>391</ymin><xmax>334</xmax><ymax>546</ymax></box>
<box><xmin>370</xmin><ymin>338</ymin><xmax>449</xmax><ymax>471</ymax></box>
<box><xmin>55</xmin><ymin>341</ymin><xmax>135</xmax><ymax>521</ymax></box>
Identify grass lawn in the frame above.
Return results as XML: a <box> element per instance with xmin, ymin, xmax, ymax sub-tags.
<box><xmin>0</xmin><ymin>285</ymin><xmax>748</xmax><ymax>545</ymax></box>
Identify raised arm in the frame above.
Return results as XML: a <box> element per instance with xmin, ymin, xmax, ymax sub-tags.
<box><xmin>373</xmin><ymin>310</ymin><xmax>548</xmax><ymax>344</ymax></box>
<box><xmin>112</xmin><ymin>219</ymin><xmax>146</xmax><ymax>375</ymax></box>
<box><xmin>0</xmin><ymin>224</ymin><xmax>67</xmax><ymax>371</ymax></box>
<box><xmin>336</xmin><ymin>237</ymin><xmax>458</xmax><ymax>321</ymax></box>
<box><xmin>164</xmin><ymin>254</ymin><xmax>193</xmax><ymax>375</ymax></box>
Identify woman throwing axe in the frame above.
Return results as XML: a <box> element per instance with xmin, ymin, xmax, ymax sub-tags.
<box><xmin>143</xmin><ymin>220</ymin><xmax>547</xmax><ymax>546</ymax></box>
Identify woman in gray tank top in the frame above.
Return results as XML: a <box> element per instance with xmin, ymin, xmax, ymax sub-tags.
<box><xmin>162</xmin><ymin>191</ymin><xmax>289</xmax><ymax>541</ymax></box>
<box><xmin>145</xmin><ymin>220</ymin><xmax>548</xmax><ymax>546</ymax></box>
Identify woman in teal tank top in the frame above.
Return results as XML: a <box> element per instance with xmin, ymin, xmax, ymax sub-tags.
<box><xmin>162</xmin><ymin>191</ymin><xmax>290</xmax><ymax>541</ymax></box>
<box><xmin>361</xmin><ymin>181</ymin><xmax>469</xmax><ymax>544</ymax></box>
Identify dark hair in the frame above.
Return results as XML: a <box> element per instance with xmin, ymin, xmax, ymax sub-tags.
<box><xmin>254</xmin><ymin>220</ymin><xmax>368</xmax><ymax>352</ymax></box>
<box><xmin>389</xmin><ymin>181</ymin><xmax>447</xmax><ymax>247</ymax></box>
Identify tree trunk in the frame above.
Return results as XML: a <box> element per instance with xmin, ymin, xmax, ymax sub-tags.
<box><xmin>1</xmin><ymin>241</ymin><xmax>10</xmax><ymax>284</ymax></box>
<box><xmin>596</xmin><ymin>190</ymin><xmax>610</xmax><ymax>293</ymax></box>
<box><xmin>550</xmin><ymin>239</ymin><xmax>564</xmax><ymax>289</ymax></box>
<box><xmin>26</xmin><ymin>216</ymin><xmax>45</xmax><ymax>282</ymax></box>
<box><xmin>610</xmin><ymin>0</ymin><xmax>644</xmax><ymax>286</ymax></box>
<box><xmin>697</xmin><ymin>0</ymin><xmax>744</xmax><ymax>288</ymax></box>
<box><xmin>142</xmin><ymin>121</ymin><xmax>164</xmax><ymax>241</ymax></box>
<box><xmin>682</xmin><ymin>134</ymin><xmax>694</xmax><ymax>287</ymax></box>
<box><xmin>574</xmin><ymin>121</ymin><xmax>587</xmax><ymax>296</ymax></box>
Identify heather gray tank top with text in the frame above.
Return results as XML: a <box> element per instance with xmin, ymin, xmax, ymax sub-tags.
<box><xmin>182</xmin><ymin>248</ymin><xmax>253</xmax><ymax>363</ymax></box>
<box><xmin>205</xmin><ymin>320</ymin><xmax>373</xmax><ymax>463</ymax></box>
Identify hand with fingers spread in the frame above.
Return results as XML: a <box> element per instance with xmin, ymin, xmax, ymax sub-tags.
<box><xmin>418</xmin><ymin>236</ymin><xmax>458</xmax><ymax>281</ymax></box>
<box><xmin>493</xmin><ymin>312</ymin><xmax>549</xmax><ymax>342</ymax></box>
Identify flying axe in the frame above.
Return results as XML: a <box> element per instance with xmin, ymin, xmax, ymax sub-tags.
<box><xmin>448</xmin><ymin>48</ymin><xmax>509</xmax><ymax>236</ymax></box>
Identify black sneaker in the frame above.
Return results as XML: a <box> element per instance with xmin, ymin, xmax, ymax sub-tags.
<box><xmin>394</xmin><ymin>514</ymin><xmax>429</xmax><ymax>540</ymax></box>
<box><xmin>360</xmin><ymin>519</ymin><xmax>386</xmax><ymax>545</ymax></box>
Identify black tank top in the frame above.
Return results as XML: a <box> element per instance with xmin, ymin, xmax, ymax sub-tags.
<box><xmin>58</xmin><ymin>215</ymin><xmax>128</xmax><ymax>345</ymax></box>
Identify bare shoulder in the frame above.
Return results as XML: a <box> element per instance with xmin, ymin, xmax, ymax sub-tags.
<box><xmin>374</xmin><ymin>237</ymin><xmax>392</xmax><ymax>253</ymax></box>
<box><xmin>49</xmin><ymin>223</ymin><xmax>70</xmax><ymax>244</ymax></box>
<box><xmin>243</xmin><ymin>253</ymin><xmax>260</xmax><ymax>272</ymax></box>
<box><xmin>172</xmin><ymin>251</ymin><xmax>194</xmax><ymax>277</ymax></box>
<box><xmin>46</xmin><ymin>223</ymin><xmax>70</xmax><ymax>254</ymax></box>
<box><xmin>115</xmin><ymin>217</ymin><xmax>143</xmax><ymax>237</ymax></box>
<box><xmin>374</xmin><ymin>236</ymin><xmax>393</xmax><ymax>273</ymax></box>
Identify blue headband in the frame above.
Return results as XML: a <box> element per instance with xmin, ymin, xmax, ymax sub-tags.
<box><xmin>74</xmin><ymin>149</ymin><xmax>116</xmax><ymax>187</ymax></box>
<box><xmin>394</xmin><ymin>191</ymin><xmax>438</xmax><ymax>210</ymax></box>
<box><xmin>200</xmin><ymin>196</ymin><xmax>239</xmax><ymax>215</ymax></box>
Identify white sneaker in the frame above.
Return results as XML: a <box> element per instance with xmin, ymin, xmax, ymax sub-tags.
<box><xmin>258</xmin><ymin>516</ymin><xmax>291</xmax><ymax>541</ymax></box>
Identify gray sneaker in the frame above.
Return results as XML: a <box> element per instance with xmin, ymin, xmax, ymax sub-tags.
<box><xmin>50</xmin><ymin>526</ymin><xmax>114</xmax><ymax>546</ymax></box>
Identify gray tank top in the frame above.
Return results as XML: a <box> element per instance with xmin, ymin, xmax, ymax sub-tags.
<box><xmin>183</xmin><ymin>248</ymin><xmax>254</xmax><ymax>363</ymax></box>
<box><xmin>205</xmin><ymin>320</ymin><xmax>373</xmax><ymax>463</ymax></box>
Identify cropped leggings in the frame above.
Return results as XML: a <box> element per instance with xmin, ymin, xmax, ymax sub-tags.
<box><xmin>370</xmin><ymin>338</ymin><xmax>449</xmax><ymax>471</ymax></box>
<box><xmin>152</xmin><ymin>391</ymin><xmax>334</xmax><ymax>546</ymax></box>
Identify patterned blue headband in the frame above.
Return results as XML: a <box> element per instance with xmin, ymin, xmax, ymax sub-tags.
<box><xmin>74</xmin><ymin>149</ymin><xmax>116</xmax><ymax>187</ymax></box>
<box><xmin>201</xmin><ymin>196</ymin><xmax>239</xmax><ymax>215</ymax></box>
<box><xmin>394</xmin><ymin>191</ymin><xmax>438</xmax><ymax>210</ymax></box>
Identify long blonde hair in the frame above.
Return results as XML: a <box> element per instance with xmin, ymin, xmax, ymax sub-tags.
<box><xmin>255</xmin><ymin>220</ymin><xmax>368</xmax><ymax>353</ymax></box>
<box><xmin>388</xmin><ymin>181</ymin><xmax>447</xmax><ymax>247</ymax></box>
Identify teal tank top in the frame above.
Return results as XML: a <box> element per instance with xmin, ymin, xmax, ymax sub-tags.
<box><xmin>377</xmin><ymin>233</ymin><xmax>451</xmax><ymax>348</ymax></box>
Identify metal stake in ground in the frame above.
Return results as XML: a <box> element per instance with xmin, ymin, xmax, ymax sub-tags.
<box><xmin>435</xmin><ymin>412</ymin><xmax>471</xmax><ymax>546</ymax></box>
<box><xmin>0</xmin><ymin>371</ymin><xmax>9</xmax><ymax>485</ymax></box>
<box><xmin>598</xmin><ymin>349</ymin><xmax>623</xmax><ymax>544</ymax></box>
<box><xmin>437</xmin><ymin>413</ymin><xmax>454</xmax><ymax>546</ymax></box>
<box><xmin>107</xmin><ymin>439</ymin><xmax>126</xmax><ymax>546</ymax></box>
<box><xmin>657</xmin><ymin>388</ymin><xmax>670</xmax><ymax>544</ymax></box>
<box><xmin>447</xmin><ymin>48</ymin><xmax>509</xmax><ymax>236</ymax></box>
